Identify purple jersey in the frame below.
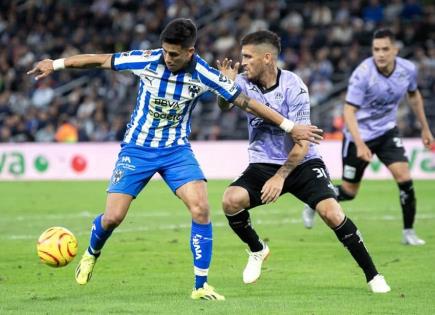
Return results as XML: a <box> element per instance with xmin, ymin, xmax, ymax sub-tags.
<box><xmin>235</xmin><ymin>69</ymin><xmax>320</xmax><ymax>165</ymax></box>
<box><xmin>345</xmin><ymin>56</ymin><xmax>418</xmax><ymax>141</ymax></box>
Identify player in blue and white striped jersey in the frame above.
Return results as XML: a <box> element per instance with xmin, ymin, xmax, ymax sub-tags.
<box><xmin>28</xmin><ymin>18</ymin><xmax>323</xmax><ymax>300</ymax></box>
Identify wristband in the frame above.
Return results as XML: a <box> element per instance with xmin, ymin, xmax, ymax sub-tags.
<box><xmin>279</xmin><ymin>119</ymin><xmax>295</xmax><ymax>133</ymax></box>
<box><xmin>53</xmin><ymin>58</ymin><xmax>65</xmax><ymax>71</ymax></box>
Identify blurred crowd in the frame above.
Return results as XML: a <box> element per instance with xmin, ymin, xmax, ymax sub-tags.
<box><xmin>0</xmin><ymin>0</ymin><xmax>434</xmax><ymax>143</ymax></box>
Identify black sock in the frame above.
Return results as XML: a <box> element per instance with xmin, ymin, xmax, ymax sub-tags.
<box><xmin>333</xmin><ymin>217</ymin><xmax>378</xmax><ymax>282</ymax></box>
<box><xmin>226</xmin><ymin>210</ymin><xmax>263</xmax><ymax>252</ymax></box>
<box><xmin>335</xmin><ymin>185</ymin><xmax>355</xmax><ymax>202</ymax></box>
<box><xmin>398</xmin><ymin>180</ymin><xmax>416</xmax><ymax>229</ymax></box>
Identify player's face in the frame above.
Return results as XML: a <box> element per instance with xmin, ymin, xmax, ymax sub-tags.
<box><xmin>162</xmin><ymin>42</ymin><xmax>195</xmax><ymax>73</ymax></box>
<box><xmin>241</xmin><ymin>44</ymin><xmax>266</xmax><ymax>81</ymax></box>
<box><xmin>372</xmin><ymin>37</ymin><xmax>398</xmax><ymax>71</ymax></box>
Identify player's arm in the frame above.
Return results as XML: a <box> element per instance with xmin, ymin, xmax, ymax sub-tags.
<box><xmin>27</xmin><ymin>54</ymin><xmax>113</xmax><ymax>81</ymax></box>
<box><xmin>261</xmin><ymin>140</ymin><xmax>309</xmax><ymax>204</ymax></box>
<box><xmin>216</xmin><ymin>58</ymin><xmax>238</xmax><ymax>111</ymax></box>
<box><xmin>407</xmin><ymin>89</ymin><xmax>434</xmax><ymax>149</ymax></box>
<box><xmin>343</xmin><ymin>103</ymin><xmax>372</xmax><ymax>162</ymax></box>
<box><xmin>233</xmin><ymin>93</ymin><xmax>323</xmax><ymax>144</ymax></box>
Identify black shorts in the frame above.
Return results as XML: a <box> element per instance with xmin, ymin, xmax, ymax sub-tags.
<box><xmin>342</xmin><ymin>127</ymin><xmax>408</xmax><ymax>183</ymax></box>
<box><xmin>230</xmin><ymin>158</ymin><xmax>337</xmax><ymax>210</ymax></box>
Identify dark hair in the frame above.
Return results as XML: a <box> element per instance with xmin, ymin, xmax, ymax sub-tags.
<box><xmin>241</xmin><ymin>30</ymin><xmax>281</xmax><ymax>54</ymax></box>
<box><xmin>373</xmin><ymin>28</ymin><xmax>395</xmax><ymax>41</ymax></box>
<box><xmin>160</xmin><ymin>18</ymin><xmax>197</xmax><ymax>48</ymax></box>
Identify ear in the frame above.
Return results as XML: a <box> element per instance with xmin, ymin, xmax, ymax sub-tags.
<box><xmin>264</xmin><ymin>52</ymin><xmax>273</xmax><ymax>65</ymax></box>
<box><xmin>187</xmin><ymin>47</ymin><xmax>195</xmax><ymax>56</ymax></box>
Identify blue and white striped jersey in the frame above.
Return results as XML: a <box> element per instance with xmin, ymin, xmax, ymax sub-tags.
<box><xmin>112</xmin><ymin>49</ymin><xmax>241</xmax><ymax>148</ymax></box>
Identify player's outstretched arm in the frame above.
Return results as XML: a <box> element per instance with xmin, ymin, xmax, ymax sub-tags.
<box><xmin>407</xmin><ymin>90</ymin><xmax>434</xmax><ymax>149</ymax></box>
<box><xmin>27</xmin><ymin>54</ymin><xmax>113</xmax><ymax>80</ymax></box>
<box><xmin>233</xmin><ymin>93</ymin><xmax>323</xmax><ymax>144</ymax></box>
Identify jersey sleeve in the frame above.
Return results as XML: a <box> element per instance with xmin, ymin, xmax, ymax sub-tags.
<box><xmin>345</xmin><ymin>65</ymin><xmax>368</xmax><ymax>107</ymax></box>
<box><xmin>196</xmin><ymin>61</ymin><xmax>241</xmax><ymax>103</ymax></box>
<box><xmin>286</xmin><ymin>78</ymin><xmax>311</xmax><ymax>125</ymax></box>
<box><xmin>111</xmin><ymin>50</ymin><xmax>156</xmax><ymax>75</ymax></box>
<box><xmin>407</xmin><ymin>62</ymin><xmax>418</xmax><ymax>92</ymax></box>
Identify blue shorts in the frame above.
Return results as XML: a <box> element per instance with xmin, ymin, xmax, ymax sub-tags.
<box><xmin>107</xmin><ymin>143</ymin><xmax>206</xmax><ymax>197</ymax></box>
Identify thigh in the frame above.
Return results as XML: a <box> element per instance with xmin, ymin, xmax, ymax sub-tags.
<box><xmin>230</xmin><ymin>163</ymin><xmax>280</xmax><ymax>210</ymax></box>
<box><xmin>341</xmin><ymin>136</ymin><xmax>369</xmax><ymax>183</ymax></box>
<box><xmin>106</xmin><ymin>153</ymin><xmax>156</xmax><ymax>197</ymax></box>
<box><xmin>375</xmin><ymin>128</ymin><xmax>408</xmax><ymax>166</ymax></box>
<box><xmin>286</xmin><ymin>159</ymin><xmax>337</xmax><ymax>209</ymax></box>
<box><xmin>160</xmin><ymin>145</ymin><xmax>206</xmax><ymax>193</ymax></box>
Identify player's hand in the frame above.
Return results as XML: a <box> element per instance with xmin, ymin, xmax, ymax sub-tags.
<box><xmin>421</xmin><ymin>128</ymin><xmax>434</xmax><ymax>150</ymax></box>
<box><xmin>356</xmin><ymin>142</ymin><xmax>372</xmax><ymax>162</ymax></box>
<box><xmin>261</xmin><ymin>174</ymin><xmax>284</xmax><ymax>204</ymax></box>
<box><xmin>216</xmin><ymin>58</ymin><xmax>239</xmax><ymax>81</ymax></box>
<box><xmin>290</xmin><ymin>124</ymin><xmax>323</xmax><ymax>145</ymax></box>
<box><xmin>27</xmin><ymin>59</ymin><xmax>55</xmax><ymax>80</ymax></box>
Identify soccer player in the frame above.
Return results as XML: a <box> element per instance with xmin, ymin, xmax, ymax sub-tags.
<box><xmin>302</xmin><ymin>29</ymin><xmax>433</xmax><ymax>246</ymax></box>
<box><xmin>27</xmin><ymin>19</ymin><xmax>323</xmax><ymax>300</ymax></box>
<box><xmin>217</xmin><ymin>30</ymin><xmax>390</xmax><ymax>293</ymax></box>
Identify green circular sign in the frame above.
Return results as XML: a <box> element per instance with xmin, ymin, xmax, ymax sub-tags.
<box><xmin>34</xmin><ymin>155</ymin><xmax>49</xmax><ymax>172</ymax></box>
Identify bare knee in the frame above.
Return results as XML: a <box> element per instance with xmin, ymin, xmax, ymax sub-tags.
<box><xmin>190</xmin><ymin>200</ymin><xmax>210</xmax><ymax>224</ymax></box>
<box><xmin>316</xmin><ymin>199</ymin><xmax>345</xmax><ymax>228</ymax></box>
<box><xmin>341</xmin><ymin>182</ymin><xmax>359</xmax><ymax>198</ymax></box>
<box><xmin>102</xmin><ymin>212</ymin><xmax>125</xmax><ymax>229</ymax></box>
<box><xmin>222</xmin><ymin>191</ymin><xmax>246</xmax><ymax>215</ymax></box>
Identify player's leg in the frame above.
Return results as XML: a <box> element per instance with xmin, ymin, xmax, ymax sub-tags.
<box><xmin>222</xmin><ymin>164</ymin><xmax>273</xmax><ymax>284</ymax></box>
<box><xmin>291</xmin><ymin>159</ymin><xmax>390</xmax><ymax>292</ymax></box>
<box><xmin>76</xmin><ymin>151</ymin><xmax>153</xmax><ymax>285</ymax></box>
<box><xmin>162</xmin><ymin>145</ymin><xmax>223</xmax><ymax>300</ymax></box>
<box><xmin>76</xmin><ymin>193</ymin><xmax>133</xmax><ymax>285</ymax></box>
<box><xmin>301</xmin><ymin>139</ymin><xmax>366</xmax><ymax>229</ymax></box>
<box><xmin>176</xmin><ymin>180</ymin><xmax>224</xmax><ymax>300</ymax></box>
<box><xmin>316</xmin><ymin>198</ymin><xmax>390</xmax><ymax>292</ymax></box>
<box><xmin>378</xmin><ymin>129</ymin><xmax>424</xmax><ymax>245</ymax></box>
<box><xmin>388</xmin><ymin>162</ymin><xmax>424</xmax><ymax>245</ymax></box>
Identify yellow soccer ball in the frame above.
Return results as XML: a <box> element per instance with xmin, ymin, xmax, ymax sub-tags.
<box><xmin>37</xmin><ymin>227</ymin><xmax>78</xmax><ymax>267</ymax></box>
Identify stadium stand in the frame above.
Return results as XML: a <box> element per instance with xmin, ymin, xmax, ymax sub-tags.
<box><xmin>0</xmin><ymin>0</ymin><xmax>434</xmax><ymax>142</ymax></box>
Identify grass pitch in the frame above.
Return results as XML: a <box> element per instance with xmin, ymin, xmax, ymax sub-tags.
<box><xmin>0</xmin><ymin>180</ymin><xmax>434</xmax><ymax>314</ymax></box>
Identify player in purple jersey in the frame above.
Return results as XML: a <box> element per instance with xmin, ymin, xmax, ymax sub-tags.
<box><xmin>217</xmin><ymin>30</ymin><xmax>390</xmax><ymax>293</ymax></box>
<box><xmin>302</xmin><ymin>29</ymin><xmax>433</xmax><ymax>246</ymax></box>
<box><xmin>28</xmin><ymin>19</ymin><xmax>323</xmax><ymax>300</ymax></box>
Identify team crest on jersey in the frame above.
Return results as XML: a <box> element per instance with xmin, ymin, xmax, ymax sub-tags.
<box><xmin>111</xmin><ymin>169</ymin><xmax>124</xmax><ymax>184</ymax></box>
<box><xmin>275</xmin><ymin>92</ymin><xmax>284</xmax><ymax>102</ymax></box>
<box><xmin>188</xmin><ymin>85</ymin><xmax>201</xmax><ymax>98</ymax></box>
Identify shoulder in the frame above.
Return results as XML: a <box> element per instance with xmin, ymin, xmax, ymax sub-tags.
<box><xmin>280</xmin><ymin>69</ymin><xmax>309</xmax><ymax>97</ymax></box>
<box><xmin>396</xmin><ymin>56</ymin><xmax>417</xmax><ymax>73</ymax></box>
<box><xmin>353</xmin><ymin>57</ymin><xmax>373</xmax><ymax>75</ymax></box>
<box><xmin>281</xmin><ymin>69</ymin><xmax>307</xmax><ymax>88</ymax></box>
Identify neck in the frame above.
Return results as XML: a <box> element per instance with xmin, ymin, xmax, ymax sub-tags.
<box><xmin>379</xmin><ymin>61</ymin><xmax>395</xmax><ymax>76</ymax></box>
<box><xmin>259</xmin><ymin>67</ymin><xmax>278</xmax><ymax>89</ymax></box>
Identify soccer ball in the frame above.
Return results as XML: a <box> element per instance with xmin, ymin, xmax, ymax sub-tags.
<box><xmin>37</xmin><ymin>227</ymin><xmax>78</xmax><ymax>267</ymax></box>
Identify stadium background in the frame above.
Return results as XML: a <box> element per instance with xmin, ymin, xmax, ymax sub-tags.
<box><xmin>1</xmin><ymin>0</ymin><xmax>434</xmax><ymax>144</ymax></box>
<box><xmin>1</xmin><ymin>2</ymin><xmax>435</xmax><ymax>314</ymax></box>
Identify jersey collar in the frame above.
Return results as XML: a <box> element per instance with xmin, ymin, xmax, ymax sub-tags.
<box><xmin>158</xmin><ymin>53</ymin><xmax>197</xmax><ymax>75</ymax></box>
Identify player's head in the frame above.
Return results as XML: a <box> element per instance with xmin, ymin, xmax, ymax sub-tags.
<box><xmin>372</xmin><ymin>28</ymin><xmax>398</xmax><ymax>71</ymax></box>
<box><xmin>240</xmin><ymin>30</ymin><xmax>281</xmax><ymax>81</ymax></box>
<box><xmin>160</xmin><ymin>18</ymin><xmax>197</xmax><ymax>72</ymax></box>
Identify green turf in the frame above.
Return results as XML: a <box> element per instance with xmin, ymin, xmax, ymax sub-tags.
<box><xmin>0</xmin><ymin>180</ymin><xmax>434</xmax><ymax>314</ymax></box>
